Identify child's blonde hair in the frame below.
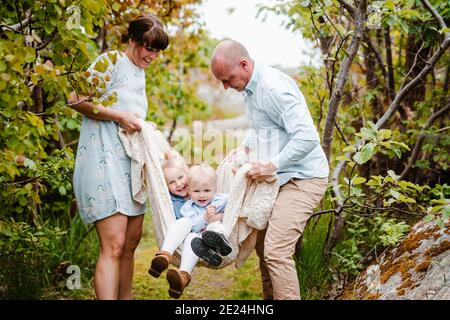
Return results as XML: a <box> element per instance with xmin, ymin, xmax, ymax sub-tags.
<box><xmin>162</xmin><ymin>150</ymin><xmax>188</xmax><ymax>172</ymax></box>
<box><xmin>188</xmin><ymin>163</ymin><xmax>217</xmax><ymax>188</ymax></box>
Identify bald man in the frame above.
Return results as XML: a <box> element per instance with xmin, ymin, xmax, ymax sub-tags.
<box><xmin>211</xmin><ymin>40</ymin><xmax>329</xmax><ymax>300</ymax></box>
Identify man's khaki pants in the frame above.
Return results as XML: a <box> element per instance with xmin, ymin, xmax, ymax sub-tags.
<box><xmin>255</xmin><ymin>177</ymin><xmax>328</xmax><ymax>300</ymax></box>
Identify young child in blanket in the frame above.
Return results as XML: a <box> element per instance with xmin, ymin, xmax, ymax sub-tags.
<box><xmin>148</xmin><ymin>162</ymin><xmax>232</xmax><ymax>299</ymax></box>
<box><xmin>160</xmin><ymin>150</ymin><xmax>190</xmax><ymax>220</ymax></box>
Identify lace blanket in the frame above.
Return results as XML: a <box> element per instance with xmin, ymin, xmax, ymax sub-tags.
<box><xmin>118</xmin><ymin>120</ymin><xmax>279</xmax><ymax>268</ymax></box>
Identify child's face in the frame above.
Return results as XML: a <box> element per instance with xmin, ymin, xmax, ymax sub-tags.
<box><xmin>190</xmin><ymin>180</ymin><xmax>216</xmax><ymax>207</ymax></box>
<box><xmin>164</xmin><ymin>166</ymin><xmax>188</xmax><ymax>197</ymax></box>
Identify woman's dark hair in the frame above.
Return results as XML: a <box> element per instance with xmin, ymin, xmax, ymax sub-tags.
<box><xmin>121</xmin><ymin>15</ymin><xmax>169</xmax><ymax>51</ymax></box>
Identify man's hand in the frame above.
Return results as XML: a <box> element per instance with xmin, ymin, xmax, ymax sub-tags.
<box><xmin>246</xmin><ymin>161</ymin><xmax>277</xmax><ymax>181</ymax></box>
<box><xmin>118</xmin><ymin>111</ymin><xmax>142</xmax><ymax>133</ymax></box>
<box><xmin>204</xmin><ymin>205</ymin><xmax>216</xmax><ymax>223</ymax></box>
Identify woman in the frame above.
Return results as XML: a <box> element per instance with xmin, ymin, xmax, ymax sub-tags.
<box><xmin>69</xmin><ymin>15</ymin><xmax>169</xmax><ymax>299</ymax></box>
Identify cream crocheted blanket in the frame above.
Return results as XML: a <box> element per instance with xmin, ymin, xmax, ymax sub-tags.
<box><xmin>118</xmin><ymin>120</ymin><xmax>279</xmax><ymax>268</ymax></box>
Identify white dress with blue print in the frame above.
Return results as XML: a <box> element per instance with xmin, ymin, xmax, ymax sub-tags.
<box><xmin>73</xmin><ymin>51</ymin><xmax>148</xmax><ymax>224</ymax></box>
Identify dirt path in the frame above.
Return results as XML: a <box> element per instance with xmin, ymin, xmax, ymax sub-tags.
<box><xmin>132</xmin><ymin>215</ymin><xmax>262</xmax><ymax>300</ymax></box>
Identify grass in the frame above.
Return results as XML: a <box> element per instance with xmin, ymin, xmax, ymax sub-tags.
<box><xmin>296</xmin><ymin>213</ymin><xmax>334</xmax><ymax>300</ymax></box>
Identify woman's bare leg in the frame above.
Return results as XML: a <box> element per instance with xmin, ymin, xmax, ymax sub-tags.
<box><xmin>94</xmin><ymin>213</ymin><xmax>128</xmax><ymax>300</ymax></box>
<box><xmin>118</xmin><ymin>214</ymin><xmax>144</xmax><ymax>300</ymax></box>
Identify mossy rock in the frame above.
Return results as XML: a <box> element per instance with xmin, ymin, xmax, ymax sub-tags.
<box><xmin>340</xmin><ymin>220</ymin><xmax>450</xmax><ymax>300</ymax></box>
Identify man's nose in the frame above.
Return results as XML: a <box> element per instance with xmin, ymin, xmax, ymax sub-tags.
<box><xmin>222</xmin><ymin>82</ymin><xmax>229</xmax><ymax>90</ymax></box>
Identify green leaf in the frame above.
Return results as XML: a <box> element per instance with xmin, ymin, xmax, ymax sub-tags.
<box><xmin>378</xmin><ymin>129</ymin><xmax>391</xmax><ymax>140</ymax></box>
<box><xmin>58</xmin><ymin>186</ymin><xmax>66</xmax><ymax>196</ymax></box>
<box><xmin>387</xmin><ymin>170</ymin><xmax>400</xmax><ymax>180</ymax></box>
<box><xmin>343</xmin><ymin>145</ymin><xmax>356</xmax><ymax>153</ymax></box>
<box><xmin>352</xmin><ymin>177</ymin><xmax>367</xmax><ymax>185</ymax></box>
<box><xmin>23</xmin><ymin>46</ymin><xmax>36</xmax><ymax>63</ymax></box>
<box><xmin>112</xmin><ymin>2</ymin><xmax>121</xmax><ymax>11</ymax></box>
<box><xmin>357</xmin><ymin>127</ymin><xmax>377</xmax><ymax>140</ymax></box>
<box><xmin>353</xmin><ymin>142</ymin><xmax>376</xmax><ymax>164</ymax></box>
<box><xmin>367</xmin><ymin>121</ymin><xmax>377</xmax><ymax>130</ymax></box>
<box><xmin>389</xmin><ymin>189</ymin><xmax>401</xmax><ymax>199</ymax></box>
<box><xmin>390</xmin><ymin>145</ymin><xmax>402</xmax><ymax>158</ymax></box>
<box><xmin>44</xmin><ymin>23</ymin><xmax>54</xmax><ymax>34</ymax></box>
<box><xmin>366</xmin><ymin>179</ymin><xmax>381</xmax><ymax>187</ymax></box>
<box><xmin>83</xmin><ymin>0</ymin><xmax>101</xmax><ymax>14</ymax></box>
<box><xmin>436</xmin><ymin>218</ymin><xmax>445</xmax><ymax>228</ymax></box>
<box><xmin>443</xmin><ymin>207</ymin><xmax>450</xmax><ymax>219</ymax></box>
<box><xmin>1</xmin><ymin>73</ymin><xmax>11</xmax><ymax>81</ymax></box>
<box><xmin>336</xmin><ymin>155</ymin><xmax>352</xmax><ymax>162</ymax></box>
<box><xmin>54</xmin><ymin>4</ymin><xmax>63</xmax><ymax>16</ymax></box>
<box><xmin>24</xmin><ymin>158</ymin><xmax>37</xmax><ymax>169</ymax></box>
<box><xmin>1</xmin><ymin>93</ymin><xmax>11</xmax><ymax>102</ymax></box>
<box><xmin>390</xmin><ymin>141</ymin><xmax>410</xmax><ymax>151</ymax></box>
<box><xmin>385</xmin><ymin>0</ymin><xmax>396</xmax><ymax>11</ymax></box>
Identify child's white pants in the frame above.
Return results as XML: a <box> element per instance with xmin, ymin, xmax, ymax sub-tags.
<box><xmin>160</xmin><ymin>217</ymin><xmax>226</xmax><ymax>273</ymax></box>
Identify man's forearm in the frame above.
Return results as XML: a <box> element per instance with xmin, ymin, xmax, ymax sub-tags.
<box><xmin>271</xmin><ymin>138</ymin><xmax>319</xmax><ymax>171</ymax></box>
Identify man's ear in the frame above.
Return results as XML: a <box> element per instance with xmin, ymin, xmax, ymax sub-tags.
<box><xmin>240</xmin><ymin>60</ymin><xmax>248</xmax><ymax>70</ymax></box>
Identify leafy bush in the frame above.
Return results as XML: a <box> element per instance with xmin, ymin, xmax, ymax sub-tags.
<box><xmin>0</xmin><ymin>218</ymin><xmax>66</xmax><ymax>299</ymax></box>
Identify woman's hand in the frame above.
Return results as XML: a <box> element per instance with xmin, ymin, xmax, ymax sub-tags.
<box><xmin>117</xmin><ymin>111</ymin><xmax>142</xmax><ymax>133</ymax></box>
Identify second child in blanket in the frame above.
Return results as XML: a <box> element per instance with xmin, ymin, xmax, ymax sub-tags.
<box><xmin>161</xmin><ymin>150</ymin><xmax>190</xmax><ymax>220</ymax></box>
<box><xmin>149</xmin><ymin>163</ymin><xmax>232</xmax><ymax>299</ymax></box>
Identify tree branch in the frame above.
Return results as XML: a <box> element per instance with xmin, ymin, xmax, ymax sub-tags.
<box><xmin>35</xmin><ymin>28</ymin><xmax>58</xmax><ymax>51</ymax></box>
<box><xmin>0</xmin><ymin>11</ymin><xmax>32</xmax><ymax>33</ymax></box>
<box><xmin>364</xmin><ymin>35</ymin><xmax>387</xmax><ymax>79</ymax></box>
<box><xmin>54</xmin><ymin>116</ymin><xmax>70</xmax><ymax>159</ymax></box>
<box><xmin>337</xmin><ymin>0</ymin><xmax>356</xmax><ymax>17</ymax></box>
<box><xmin>384</xmin><ymin>27</ymin><xmax>397</xmax><ymax>104</ymax></box>
<box><xmin>421</xmin><ymin>0</ymin><xmax>448</xmax><ymax>30</ymax></box>
<box><xmin>400</xmin><ymin>101</ymin><xmax>450</xmax><ymax>179</ymax></box>
<box><xmin>376</xmin><ymin>38</ymin><xmax>450</xmax><ymax>130</ymax></box>
<box><xmin>322</xmin><ymin>0</ymin><xmax>367</xmax><ymax>160</ymax></box>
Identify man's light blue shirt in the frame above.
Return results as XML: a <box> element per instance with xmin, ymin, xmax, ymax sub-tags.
<box><xmin>243</xmin><ymin>61</ymin><xmax>329</xmax><ymax>186</ymax></box>
<box><xmin>180</xmin><ymin>193</ymin><xmax>229</xmax><ymax>233</ymax></box>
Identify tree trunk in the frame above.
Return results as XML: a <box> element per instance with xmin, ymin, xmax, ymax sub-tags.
<box><xmin>403</xmin><ymin>31</ymin><xmax>431</xmax><ymax>111</ymax></box>
<box><xmin>322</xmin><ymin>0</ymin><xmax>367</xmax><ymax>160</ymax></box>
<box><xmin>363</xmin><ymin>33</ymin><xmax>382</xmax><ymax>120</ymax></box>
